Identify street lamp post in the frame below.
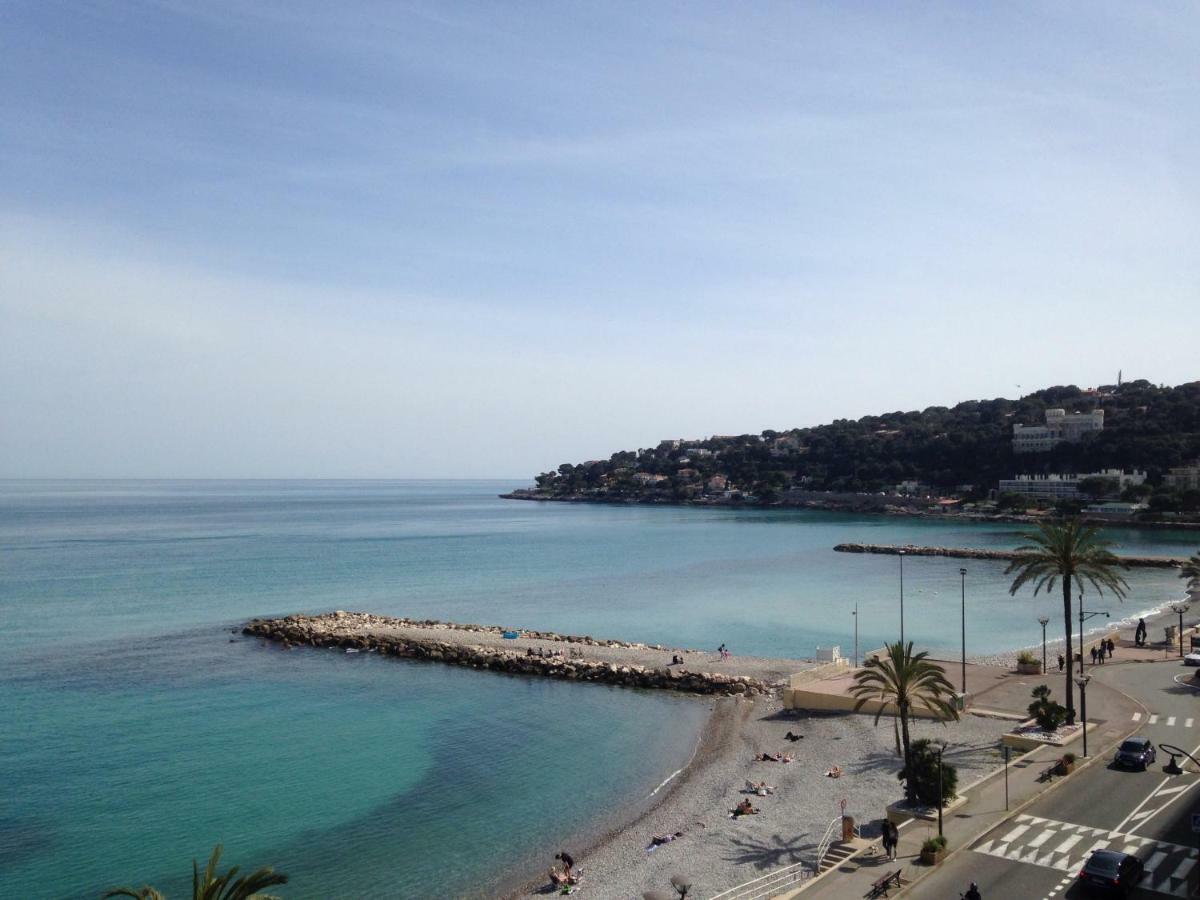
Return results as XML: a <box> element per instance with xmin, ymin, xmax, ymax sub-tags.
<box><xmin>1170</xmin><ymin>604</ymin><xmax>1190</xmax><ymax>658</ymax></box>
<box><xmin>936</xmin><ymin>742</ymin><xmax>946</xmax><ymax>838</ymax></box>
<box><xmin>1038</xmin><ymin>616</ymin><xmax>1050</xmax><ymax>675</ymax></box>
<box><xmin>898</xmin><ymin>550</ymin><xmax>906</xmax><ymax>645</ymax></box>
<box><xmin>852</xmin><ymin>603</ymin><xmax>859</xmax><ymax>668</ymax></box>
<box><xmin>1078</xmin><ymin>604</ymin><xmax>1110</xmax><ymax>676</ymax></box>
<box><xmin>959</xmin><ymin>568</ymin><xmax>967</xmax><ymax>696</ymax></box>
<box><xmin>1076</xmin><ymin>674</ymin><xmax>1091</xmax><ymax>757</ymax></box>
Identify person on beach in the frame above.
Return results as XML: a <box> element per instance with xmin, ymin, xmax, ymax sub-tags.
<box><xmin>784</xmin><ymin>731</ymin><xmax>803</xmax><ymax>742</ymax></box>
<box><xmin>731</xmin><ymin>799</ymin><xmax>759</xmax><ymax>817</ymax></box>
<box><xmin>825</xmin><ymin>765</ymin><xmax>843</xmax><ymax>779</ymax></box>
<box><xmin>555</xmin><ymin>851</ymin><xmax>575</xmax><ymax>878</ymax></box>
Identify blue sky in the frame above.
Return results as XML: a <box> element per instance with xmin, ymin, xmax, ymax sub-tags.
<box><xmin>1</xmin><ymin>1</ymin><xmax>1197</xmax><ymax>477</ymax></box>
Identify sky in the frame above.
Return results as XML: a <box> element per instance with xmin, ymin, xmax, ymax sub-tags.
<box><xmin>1</xmin><ymin>1</ymin><xmax>1197</xmax><ymax>478</ymax></box>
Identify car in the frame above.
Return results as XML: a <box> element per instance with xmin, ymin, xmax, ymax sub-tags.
<box><xmin>1183</xmin><ymin>651</ymin><xmax>1200</xmax><ymax>666</ymax></box>
<box><xmin>1113</xmin><ymin>736</ymin><xmax>1156</xmax><ymax>770</ymax></box>
<box><xmin>1077</xmin><ymin>849</ymin><xmax>1143</xmax><ymax>896</ymax></box>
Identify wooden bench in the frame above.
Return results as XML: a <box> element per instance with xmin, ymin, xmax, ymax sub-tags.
<box><xmin>868</xmin><ymin>869</ymin><xmax>902</xmax><ymax>897</ymax></box>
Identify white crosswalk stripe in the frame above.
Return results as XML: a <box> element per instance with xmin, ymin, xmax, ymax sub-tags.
<box><xmin>1133</xmin><ymin>712</ymin><xmax>1143</xmax><ymax>721</ymax></box>
<box><xmin>970</xmin><ymin>814</ymin><xmax>1200</xmax><ymax>897</ymax></box>
<box><xmin>1167</xmin><ymin>716</ymin><xmax>1177</xmax><ymax>726</ymax></box>
<box><xmin>1187</xmin><ymin>718</ymin><xmax>1195</xmax><ymax>728</ymax></box>
<box><xmin>1150</xmin><ymin>714</ymin><xmax>1160</xmax><ymax>724</ymax></box>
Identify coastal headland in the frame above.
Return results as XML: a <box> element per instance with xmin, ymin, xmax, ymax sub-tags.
<box><xmin>242</xmin><ymin>612</ymin><xmax>804</xmax><ymax>696</ymax></box>
<box><xmin>833</xmin><ymin>542</ymin><xmax>1186</xmax><ymax>568</ymax></box>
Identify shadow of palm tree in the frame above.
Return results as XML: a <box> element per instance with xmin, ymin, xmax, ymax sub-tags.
<box><xmin>846</xmin><ymin>748</ymin><xmax>902</xmax><ymax>774</ymax></box>
<box><xmin>721</xmin><ymin>832</ymin><xmax>816</xmax><ymax>870</ymax></box>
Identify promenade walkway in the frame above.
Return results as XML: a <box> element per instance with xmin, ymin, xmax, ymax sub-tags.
<box><xmin>776</xmin><ymin>658</ymin><xmax>1147</xmax><ymax>900</ymax></box>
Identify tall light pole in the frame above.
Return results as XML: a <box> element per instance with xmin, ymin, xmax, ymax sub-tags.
<box><xmin>898</xmin><ymin>549</ymin><xmax>906</xmax><ymax>646</ymax></box>
<box><xmin>959</xmin><ymin>567</ymin><xmax>968</xmax><ymax>696</ymax></box>
<box><xmin>935</xmin><ymin>742</ymin><xmax>945</xmax><ymax>838</ymax></box>
<box><xmin>1078</xmin><ymin>604</ymin><xmax>1109</xmax><ymax>676</ymax></box>
<box><xmin>1170</xmin><ymin>604</ymin><xmax>1190</xmax><ymax>658</ymax></box>
<box><xmin>1075</xmin><ymin>674</ymin><xmax>1091</xmax><ymax>757</ymax></box>
<box><xmin>852</xmin><ymin>602</ymin><xmax>859</xmax><ymax>667</ymax></box>
<box><xmin>1038</xmin><ymin>616</ymin><xmax>1050</xmax><ymax>674</ymax></box>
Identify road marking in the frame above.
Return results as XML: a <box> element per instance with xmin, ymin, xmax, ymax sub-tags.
<box><xmin>1168</xmin><ymin>716</ymin><xmax>1177</xmax><ymax>726</ymax></box>
<box><xmin>1053</xmin><ymin>834</ymin><xmax>1083</xmax><ymax>854</ymax></box>
<box><xmin>1150</xmin><ymin>714</ymin><xmax>1160</xmax><ymax>724</ymax></box>
<box><xmin>1171</xmin><ymin>858</ymin><xmax>1196</xmax><ymax>881</ymax></box>
<box><xmin>1134</xmin><ymin>712</ymin><xmax>1144</xmax><ymax>721</ymax></box>
<box><xmin>1029</xmin><ymin>829</ymin><xmax>1055</xmax><ymax>848</ymax></box>
<box><xmin>1001</xmin><ymin>823</ymin><xmax>1031</xmax><ymax>843</ymax></box>
<box><xmin>1115</xmin><ymin>776</ymin><xmax>1171</xmax><ymax>832</ymax></box>
<box><xmin>1146</xmin><ymin>850</ymin><xmax>1169</xmax><ymax>873</ymax></box>
<box><xmin>1157</xmin><ymin>785</ymin><xmax>1190</xmax><ymax>796</ymax></box>
<box><xmin>1130</xmin><ymin>810</ymin><xmax>1156</xmax><ymax>822</ymax></box>
<box><xmin>1187</xmin><ymin>718</ymin><xmax>1195</xmax><ymax>728</ymax></box>
<box><xmin>1131</xmin><ymin>778</ymin><xmax>1200</xmax><ymax>835</ymax></box>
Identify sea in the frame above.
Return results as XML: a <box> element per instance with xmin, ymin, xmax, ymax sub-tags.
<box><xmin>1</xmin><ymin>479</ymin><xmax>1195</xmax><ymax>899</ymax></box>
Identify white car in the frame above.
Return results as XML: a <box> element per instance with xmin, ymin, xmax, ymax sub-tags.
<box><xmin>1184</xmin><ymin>651</ymin><xmax>1200</xmax><ymax>667</ymax></box>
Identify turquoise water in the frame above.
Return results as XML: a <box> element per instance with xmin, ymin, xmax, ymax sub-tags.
<box><xmin>1</xmin><ymin>480</ymin><xmax>1195</xmax><ymax>898</ymax></box>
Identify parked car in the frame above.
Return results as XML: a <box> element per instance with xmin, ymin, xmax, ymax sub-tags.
<box><xmin>1077</xmin><ymin>849</ymin><xmax>1143</xmax><ymax>895</ymax></box>
<box><xmin>1183</xmin><ymin>651</ymin><xmax>1200</xmax><ymax>666</ymax></box>
<box><xmin>1113</xmin><ymin>737</ymin><xmax>1157</xmax><ymax>770</ymax></box>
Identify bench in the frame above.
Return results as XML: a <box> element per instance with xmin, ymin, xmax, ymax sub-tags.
<box><xmin>868</xmin><ymin>869</ymin><xmax>902</xmax><ymax>897</ymax></box>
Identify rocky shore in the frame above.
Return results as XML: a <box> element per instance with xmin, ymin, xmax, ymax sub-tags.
<box><xmin>243</xmin><ymin>612</ymin><xmax>783</xmax><ymax>697</ymax></box>
<box><xmin>833</xmin><ymin>542</ymin><xmax>1185</xmax><ymax>568</ymax></box>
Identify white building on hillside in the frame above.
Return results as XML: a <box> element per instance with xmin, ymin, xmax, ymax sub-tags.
<box><xmin>1165</xmin><ymin>462</ymin><xmax>1200</xmax><ymax>491</ymax></box>
<box><xmin>1012</xmin><ymin>408</ymin><xmax>1104</xmax><ymax>453</ymax></box>
<box><xmin>998</xmin><ymin>469</ymin><xmax>1145</xmax><ymax>500</ymax></box>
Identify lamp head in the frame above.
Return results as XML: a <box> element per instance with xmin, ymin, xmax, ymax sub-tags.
<box><xmin>1038</xmin><ymin>616</ymin><xmax>1050</xmax><ymax>626</ymax></box>
<box><xmin>959</xmin><ymin>567</ymin><xmax>967</xmax><ymax>576</ymax></box>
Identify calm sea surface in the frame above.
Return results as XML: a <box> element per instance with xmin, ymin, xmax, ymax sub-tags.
<box><xmin>1</xmin><ymin>480</ymin><xmax>1194</xmax><ymax>898</ymax></box>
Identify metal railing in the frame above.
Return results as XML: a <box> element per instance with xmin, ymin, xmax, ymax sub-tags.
<box><xmin>813</xmin><ymin>815</ymin><xmax>842</xmax><ymax>873</ymax></box>
<box><xmin>706</xmin><ymin>861</ymin><xmax>813</xmax><ymax>900</ymax></box>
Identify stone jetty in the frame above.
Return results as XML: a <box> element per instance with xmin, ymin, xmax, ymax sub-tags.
<box><xmin>243</xmin><ymin>612</ymin><xmax>781</xmax><ymax>696</ymax></box>
<box><xmin>833</xmin><ymin>543</ymin><xmax>1184</xmax><ymax>568</ymax></box>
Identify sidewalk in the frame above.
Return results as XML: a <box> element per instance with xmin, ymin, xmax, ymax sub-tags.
<box><xmin>782</xmin><ymin>668</ymin><xmax>1145</xmax><ymax>899</ymax></box>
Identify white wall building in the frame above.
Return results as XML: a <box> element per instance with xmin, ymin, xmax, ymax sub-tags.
<box><xmin>998</xmin><ymin>469</ymin><xmax>1145</xmax><ymax>500</ymax></box>
<box><xmin>1012</xmin><ymin>408</ymin><xmax>1104</xmax><ymax>453</ymax></box>
<box><xmin>1165</xmin><ymin>462</ymin><xmax>1200</xmax><ymax>491</ymax></box>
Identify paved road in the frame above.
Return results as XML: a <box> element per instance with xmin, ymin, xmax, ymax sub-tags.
<box><xmin>910</xmin><ymin>660</ymin><xmax>1200</xmax><ymax>900</ymax></box>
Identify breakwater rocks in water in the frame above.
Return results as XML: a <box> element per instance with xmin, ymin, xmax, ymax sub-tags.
<box><xmin>833</xmin><ymin>543</ymin><xmax>1183</xmax><ymax>568</ymax></box>
<box><xmin>242</xmin><ymin>613</ymin><xmax>774</xmax><ymax>697</ymax></box>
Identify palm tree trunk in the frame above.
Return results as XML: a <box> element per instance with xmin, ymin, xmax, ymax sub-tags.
<box><xmin>899</xmin><ymin>701</ymin><xmax>915</xmax><ymax>805</ymax></box>
<box><xmin>1062</xmin><ymin>578</ymin><xmax>1075</xmax><ymax>724</ymax></box>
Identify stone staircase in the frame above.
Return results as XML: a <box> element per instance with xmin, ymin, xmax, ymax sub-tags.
<box><xmin>817</xmin><ymin>838</ymin><xmax>871</xmax><ymax>875</ymax></box>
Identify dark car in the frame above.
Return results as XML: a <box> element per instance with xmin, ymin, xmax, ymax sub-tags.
<box><xmin>1077</xmin><ymin>849</ymin><xmax>1143</xmax><ymax>895</ymax></box>
<box><xmin>1113</xmin><ymin>736</ymin><xmax>1157</xmax><ymax>770</ymax></box>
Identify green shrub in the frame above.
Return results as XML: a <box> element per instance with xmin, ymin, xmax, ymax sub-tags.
<box><xmin>900</xmin><ymin>739</ymin><xmax>957</xmax><ymax>807</ymax></box>
<box><xmin>1028</xmin><ymin>684</ymin><xmax>1067</xmax><ymax>732</ymax></box>
<box><xmin>922</xmin><ymin>835</ymin><xmax>948</xmax><ymax>853</ymax></box>
<box><xmin>1017</xmin><ymin>649</ymin><xmax>1039</xmax><ymax>666</ymax></box>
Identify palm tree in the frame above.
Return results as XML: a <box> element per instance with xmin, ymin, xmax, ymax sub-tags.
<box><xmin>1006</xmin><ymin>519</ymin><xmax>1129</xmax><ymax>725</ymax></box>
<box><xmin>105</xmin><ymin>845</ymin><xmax>287</xmax><ymax>900</ymax></box>
<box><xmin>1182</xmin><ymin>550</ymin><xmax>1200</xmax><ymax>591</ymax></box>
<box><xmin>849</xmin><ymin>641</ymin><xmax>959</xmax><ymax>806</ymax></box>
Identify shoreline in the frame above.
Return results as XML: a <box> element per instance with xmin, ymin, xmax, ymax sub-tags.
<box><xmin>499</xmin><ymin>490</ymin><xmax>1200</xmax><ymax>531</ymax></box>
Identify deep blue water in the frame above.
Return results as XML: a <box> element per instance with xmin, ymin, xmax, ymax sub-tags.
<box><xmin>1</xmin><ymin>480</ymin><xmax>1194</xmax><ymax>898</ymax></box>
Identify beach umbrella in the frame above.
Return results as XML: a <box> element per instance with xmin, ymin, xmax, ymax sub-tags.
<box><xmin>670</xmin><ymin>873</ymin><xmax>694</xmax><ymax>897</ymax></box>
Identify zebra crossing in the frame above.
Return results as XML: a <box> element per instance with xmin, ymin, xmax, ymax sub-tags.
<box><xmin>1132</xmin><ymin>712</ymin><xmax>1196</xmax><ymax>728</ymax></box>
<box><xmin>971</xmin><ymin>813</ymin><xmax>1199</xmax><ymax>897</ymax></box>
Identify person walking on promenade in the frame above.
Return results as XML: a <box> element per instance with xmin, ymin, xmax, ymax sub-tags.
<box><xmin>1057</xmin><ymin>653</ymin><xmax>1065</xmax><ymax>672</ymax></box>
<box><xmin>1106</xmin><ymin>638</ymin><xmax>1115</xmax><ymax>659</ymax></box>
<box><xmin>881</xmin><ymin>820</ymin><xmax>898</xmax><ymax>861</ymax></box>
<box><xmin>1136</xmin><ymin>618</ymin><xmax>1147</xmax><ymax>647</ymax></box>
<box><xmin>1090</xmin><ymin>646</ymin><xmax>1099</xmax><ymax>666</ymax></box>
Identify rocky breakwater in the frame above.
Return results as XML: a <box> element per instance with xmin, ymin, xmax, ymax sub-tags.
<box><xmin>833</xmin><ymin>543</ymin><xmax>1183</xmax><ymax>568</ymax></box>
<box><xmin>242</xmin><ymin>613</ymin><xmax>774</xmax><ymax>697</ymax></box>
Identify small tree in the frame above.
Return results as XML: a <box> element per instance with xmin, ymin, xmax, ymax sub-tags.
<box><xmin>900</xmin><ymin>739</ymin><xmax>957</xmax><ymax>808</ymax></box>
<box><xmin>1028</xmin><ymin>684</ymin><xmax>1067</xmax><ymax>732</ymax></box>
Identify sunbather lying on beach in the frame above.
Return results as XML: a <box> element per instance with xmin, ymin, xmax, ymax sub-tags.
<box><xmin>731</xmin><ymin>798</ymin><xmax>760</xmax><ymax>818</ymax></box>
<box><xmin>754</xmin><ymin>752</ymin><xmax>793</xmax><ymax>763</ymax></box>
<box><xmin>548</xmin><ymin>866</ymin><xmax>580</xmax><ymax>887</ymax></box>
<box><xmin>744</xmin><ymin>780</ymin><xmax>775</xmax><ymax>795</ymax></box>
<box><xmin>784</xmin><ymin>731</ymin><xmax>804</xmax><ymax>742</ymax></box>
<box><xmin>825</xmin><ymin>765</ymin><xmax>843</xmax><ymax>779</ymax></box>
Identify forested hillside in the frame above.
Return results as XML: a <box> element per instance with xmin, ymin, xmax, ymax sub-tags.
<box><xmin>523</xmin><ymin>380</ymin><xmax>1200</xmax><ymax>508</ymax></box>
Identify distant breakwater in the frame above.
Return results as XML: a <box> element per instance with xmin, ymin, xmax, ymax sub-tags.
<box><xmin>243</xmin><ymin>613</ymin><xmax>774</xmax><ymax>697</ymax></box>
<box><xmin>833</xmin><ymin>543</ymin><xmax>1184</xmax><ymax>568</ymax></box>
